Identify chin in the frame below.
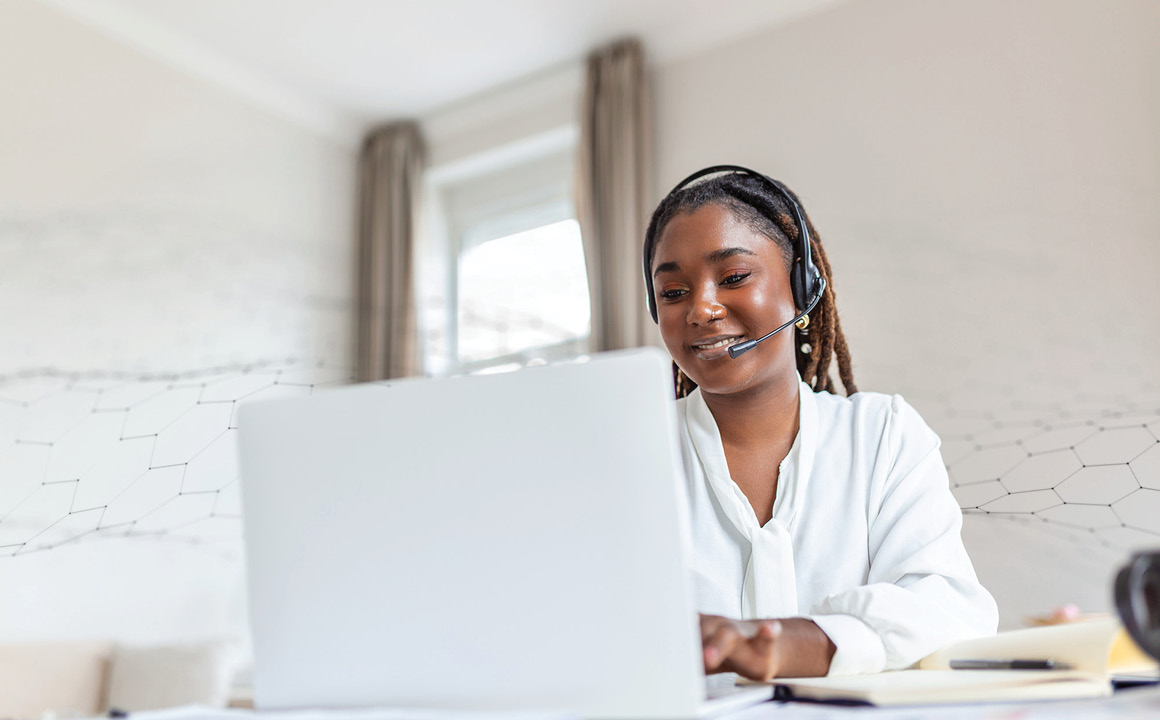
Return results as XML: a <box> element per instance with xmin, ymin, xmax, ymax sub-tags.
<box><xmin>694</xmin><ymin>380</ymin><xmax>756</xmax><ymax>397</ymax></box>
<box><xmin>683</xmin><ymin>365</ymin><xmax>758</xmax><ymax>396</ymax></box>
<box><xmin>684</xmin><ymin>354</ymin><xmax>796</xmax><ymax>398</ymax></box>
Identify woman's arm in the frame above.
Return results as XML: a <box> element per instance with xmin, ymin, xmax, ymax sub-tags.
<box><xmin>807</xmin><ymin>396</ymin><xmax>998</xmax><ymax>675</ymax></box>
<box><xmin>702</xmin><ymin>396</ymin><xmax>997</xmax><ymax>681</ymax></box>
<box><xmin>700</xmin><ymin>614</ymin><xmax>836</xmax><ymax>680</ymax></box>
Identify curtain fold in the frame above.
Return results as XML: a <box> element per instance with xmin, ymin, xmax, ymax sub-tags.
<box><xmin>355</xmin><ymin>121</ymin><xmax>426</xmax><ymax>381</ymax></box>
<box><xmin>576</xmin><ymin>38</ymin><xmax>655</xmax><ymax>352</ymax></box>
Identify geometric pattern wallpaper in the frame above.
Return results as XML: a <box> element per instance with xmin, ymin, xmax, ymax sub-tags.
<box><xmin>947</xmin><ymin>408</ymin><xmax>1160</xmax><ymax>551</ymax></box>
<box><xmin>4</xmin><ymin>362</ymin><xmax>1158</xmax><ymax>560</ymax></box>
<box><xmin>0</xmin><ymin>363</ymin><xmax>349</xmax><ymax>557</ymax></box>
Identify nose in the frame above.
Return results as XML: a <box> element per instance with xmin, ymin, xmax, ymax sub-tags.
<box><xmin>687</xmin><ymin>285</ymin><xmax>725</xmax><ymax>326</ymax></box>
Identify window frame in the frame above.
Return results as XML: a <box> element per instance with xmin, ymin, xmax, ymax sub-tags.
<box><xmin>421</xmin><ymin>130</ymin><xmax>587</xmax><ymax>376</ymax></box>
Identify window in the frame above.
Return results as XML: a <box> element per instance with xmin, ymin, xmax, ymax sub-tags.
<box><xmin>420</xmin><ymin>137</ymin><xmax>590</xmax><ymax>375</ymax></box>
<box><xmin>457</xmin><ymin>218</ymin><xmax>589</xmax><ymax>368</ymax></box>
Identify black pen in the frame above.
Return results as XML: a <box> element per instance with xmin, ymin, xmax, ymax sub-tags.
<box><xmin>949</xmin><ymin>659</ymin><xmax>1073</xmax><ymax>670</ymax></box>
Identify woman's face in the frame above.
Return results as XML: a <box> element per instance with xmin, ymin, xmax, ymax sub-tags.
<box><xmin>651</xmin><ymin>203</ymin><xmax>798</xmax><ymax>397</ymax></box>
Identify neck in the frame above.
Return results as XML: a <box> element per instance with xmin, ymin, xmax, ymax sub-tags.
<box><xmin>700</xmin><ymin>373</ymin><xmax>801</xmax><ymax>449</ymax></box>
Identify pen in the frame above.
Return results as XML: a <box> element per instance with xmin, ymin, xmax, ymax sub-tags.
<box><xmin>949</xmin><ymin>659</ymin><xmax>1074</xmax><ymax>670</ymax></box>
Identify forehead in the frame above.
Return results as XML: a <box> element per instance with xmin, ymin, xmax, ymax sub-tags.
<box><xmin>652</xmin><ymin>203</ymin><xmax>780</xmax><ymax>266</ymax></box>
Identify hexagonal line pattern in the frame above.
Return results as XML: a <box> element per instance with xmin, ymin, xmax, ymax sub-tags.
<box><xmin>4</xmin><ymin>363</ymin><xmax>1158</xmax><ymax>556</ymax></box>
<box><xmin>967</xmin><ymin>508</ymin><xmax>1160</xmax><ymax>553</ymax></box>
<box><xmin>948</xmin><ymin>409</ymin><xmax>1160</xmax><ymax>551</ymax></box>
<box><xmin>0</xmin><ymin>362</ymin><xmax>350</xmax><ymax>557</ymax></box>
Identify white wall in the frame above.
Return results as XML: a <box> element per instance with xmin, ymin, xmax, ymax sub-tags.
<box><xmin>0</xmin><ymin>0</ymin><xmax>355</xmax><ymax>644</ymax></box>
<box><xmin>654</xmin><ymin>0</ymin><xmax>1160</xmax><ymax>626</ymax></box>
<box><xmin>3</xmin><ymin>0</ymin><xmax>1158</xmax><ymax>648</ymax></box>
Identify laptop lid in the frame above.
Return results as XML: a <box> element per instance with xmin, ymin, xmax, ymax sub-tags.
<box><xmin>237</xmin><ymin>348</ymin><xmax>707</xmax><ymax>718</ymax></box>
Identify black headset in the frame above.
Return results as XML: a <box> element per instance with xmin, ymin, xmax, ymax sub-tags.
<box><xmin>643</xmin><ymin>165</ymin><xmax>824</xmax><ymax>326</ymax></box>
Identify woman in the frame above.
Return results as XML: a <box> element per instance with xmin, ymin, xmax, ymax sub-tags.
<box><xmin>642</xmin><ymin>166</ymin><xmax>997</xmax><ymax>680</ymax></box>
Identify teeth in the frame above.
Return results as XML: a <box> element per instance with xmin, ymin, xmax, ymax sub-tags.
<box><xmin>695</xmin><ymin>338</ymin><xmax>736</xmax><ymax>350</ymax></box>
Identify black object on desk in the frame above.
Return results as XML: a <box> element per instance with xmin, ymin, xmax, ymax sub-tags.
<box><xmin>1115</xmin><ymin>549</ymin><xmax>1160</xmax><ymax>662</ymax></box>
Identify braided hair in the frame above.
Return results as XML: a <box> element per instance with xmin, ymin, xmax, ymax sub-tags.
<box><xmin>643</xmin><ymin>172</ymin><xmax>857</xmax><ymax>398</ymax></box>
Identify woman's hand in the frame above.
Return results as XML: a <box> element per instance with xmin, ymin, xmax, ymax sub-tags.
<box><xmin>700</xmin><ymin>614</ymin><xmax>836</xmax><ymax>681</ymax></box>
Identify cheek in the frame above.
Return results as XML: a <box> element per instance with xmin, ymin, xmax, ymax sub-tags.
<box><xmin>656</xmin><ymin>310</ymin><xmax>685</xmax><ymax>355</ymax></box>
<box><xmin>737</xmin><ymin>280</ymin><xmax>794</xmax><ymax>325</ymax></box>
<box><xmin>746</xmin><ymin>290</ymin><xmax>777</xmax><ymax>320</ymax></box>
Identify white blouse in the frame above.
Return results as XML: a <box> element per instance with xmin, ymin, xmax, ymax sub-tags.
<box><xmin>677</xmin><ymin>381</ymin><xmax>998</xmax><ymax>676</ymax></box>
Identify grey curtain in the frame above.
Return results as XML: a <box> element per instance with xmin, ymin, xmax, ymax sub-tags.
<box><xmin>576</xmin><ymin>38</ymin><xmax>654</xmax><ymax>352</ymax></box>
<box><xmin>355</xmin><ymin>121</ymin><xmax>426</xmax><ymax>381</ymax></box>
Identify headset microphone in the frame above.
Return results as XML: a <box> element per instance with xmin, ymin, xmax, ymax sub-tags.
<box><xmin>726</xmin><ymin>277</ymin><xmax>825</xmax><ymax>359</ymax></box>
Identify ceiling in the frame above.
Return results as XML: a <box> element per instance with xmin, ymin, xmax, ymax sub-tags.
<box><xmin>40</xmin><ymin>0</ymin><xmax>851</xmax><ymax>144</ymax></box>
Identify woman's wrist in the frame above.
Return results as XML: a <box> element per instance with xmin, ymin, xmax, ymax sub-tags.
<box><xmin>774</xmin><ymin>618</ymin><xmax>836</xmax><ymax>677</ymax></box>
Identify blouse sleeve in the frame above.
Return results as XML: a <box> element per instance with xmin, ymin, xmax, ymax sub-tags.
<box><xmin>807</xmin><ymin>395</ymin><xmax>999</xmax><ymax>676</ymax></box>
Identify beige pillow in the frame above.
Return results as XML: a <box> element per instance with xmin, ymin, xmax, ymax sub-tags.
<box><xmin>0</xmin><ymin>641</ymin><xmax>113</xmax><ymax>719</ymax></box>
<box><xmin>104</xmin><ymin>641</ymin><xmax>238</xmax><ymax>712</ymax></box>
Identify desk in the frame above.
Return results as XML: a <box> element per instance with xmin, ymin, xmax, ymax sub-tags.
<box><xmin>89</xmin><ymin>684</ymin><xmax>1160</xmax><ymax>720</ymax></box>
<box><xmin>729</xmin><ymin>684</ymin><xmax>1160</xmax><ymax>719</ymax></box>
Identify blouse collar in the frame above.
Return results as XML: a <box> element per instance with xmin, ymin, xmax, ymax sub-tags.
<box><xmin>682</xmin><ymin>376</ymin><xmax>818</xmax><ymax>535</ymax></box>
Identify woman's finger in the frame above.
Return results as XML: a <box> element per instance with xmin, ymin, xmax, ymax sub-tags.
<box><xmin>699</xmin><ymin>614</ymin><xmax>735</xmax><ymax>669</ymax></box>
<box><xmin>752</xmin><ymin>620</ymin><xmax>784</xmax><ymax>680</ymax></box>
<box><xmin>755</xmin><ymin>619</ymin><xmax>782</xmax><ymax>644</ymax></box>
<box><xmin>702</xmin><ymin>622</ymin><xmax>746</xmax><ymax>672</ymax></box>
<box><xmin>721</xmin><ymin>621</ymin><xmax>784</xmax><ymax>682</ymax></box>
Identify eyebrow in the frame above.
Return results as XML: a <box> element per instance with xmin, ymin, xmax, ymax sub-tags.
<box><xmin>652</xmin><ymin>246</ymin><xmax>757</xmax><ymax>278</ymax></box>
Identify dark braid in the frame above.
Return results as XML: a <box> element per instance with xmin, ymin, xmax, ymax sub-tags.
<box><xmin>643</xmin><ymin>172</ymin><xmax>858</xmax><ymax>398</ymax></box>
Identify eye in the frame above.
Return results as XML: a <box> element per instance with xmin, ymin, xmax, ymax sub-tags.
<box><xmin>659</xmin><ymin>288</ymin><xmax>687</xmax><ymax>300</ymax></box>
<box><xmin>721</xmin><ymin>272</ymin><xmax>750</xmax><ymax>285</ymax></box>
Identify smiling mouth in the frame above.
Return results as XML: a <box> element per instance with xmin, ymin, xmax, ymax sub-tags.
<box><xmin>691</xmin><ymin>336</ymin><xmax>743</xmax><ymax>351</ymax></box>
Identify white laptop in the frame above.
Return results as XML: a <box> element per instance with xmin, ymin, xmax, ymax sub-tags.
<box><xmin>237</xmin><ymin>348</ymin><xmax>772</xmax><ymax>719</ymax></box>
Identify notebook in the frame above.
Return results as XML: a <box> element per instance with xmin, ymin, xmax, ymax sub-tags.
<box><xmin>772</xmin><ymin>669</ymin><xmax>1111</xmax><ymax>706</ymax></box>
<box><xmin>237</xmin><ymin>348</ymin><xmax>771</xmax><ymax>719</ymax></box>
<box><xmin>918</xmin><ymin>616</ymin><xmax>1158</xmax><ymax>679</ymax></box>
<box><xmin>772</xmin><ymin>617</ymin><xmax>1158</xmax><ymax>706</ymax></box>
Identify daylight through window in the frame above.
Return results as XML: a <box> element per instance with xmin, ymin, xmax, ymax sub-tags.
<box><xmin>457</xmin><ymin>219</ymin><xmax>589</xmax><ymax>367</ymax></box>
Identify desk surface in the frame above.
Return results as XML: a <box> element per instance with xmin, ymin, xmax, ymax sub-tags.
<box><xmin>91</xmin><ymin>685</ymin><xmax>1160</xmax><ymax>720</ymax></box>
<box><xmin>729</xmin><ymin>684</ymin><xmax>1160</xmax><ymax>719</ymax></box>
